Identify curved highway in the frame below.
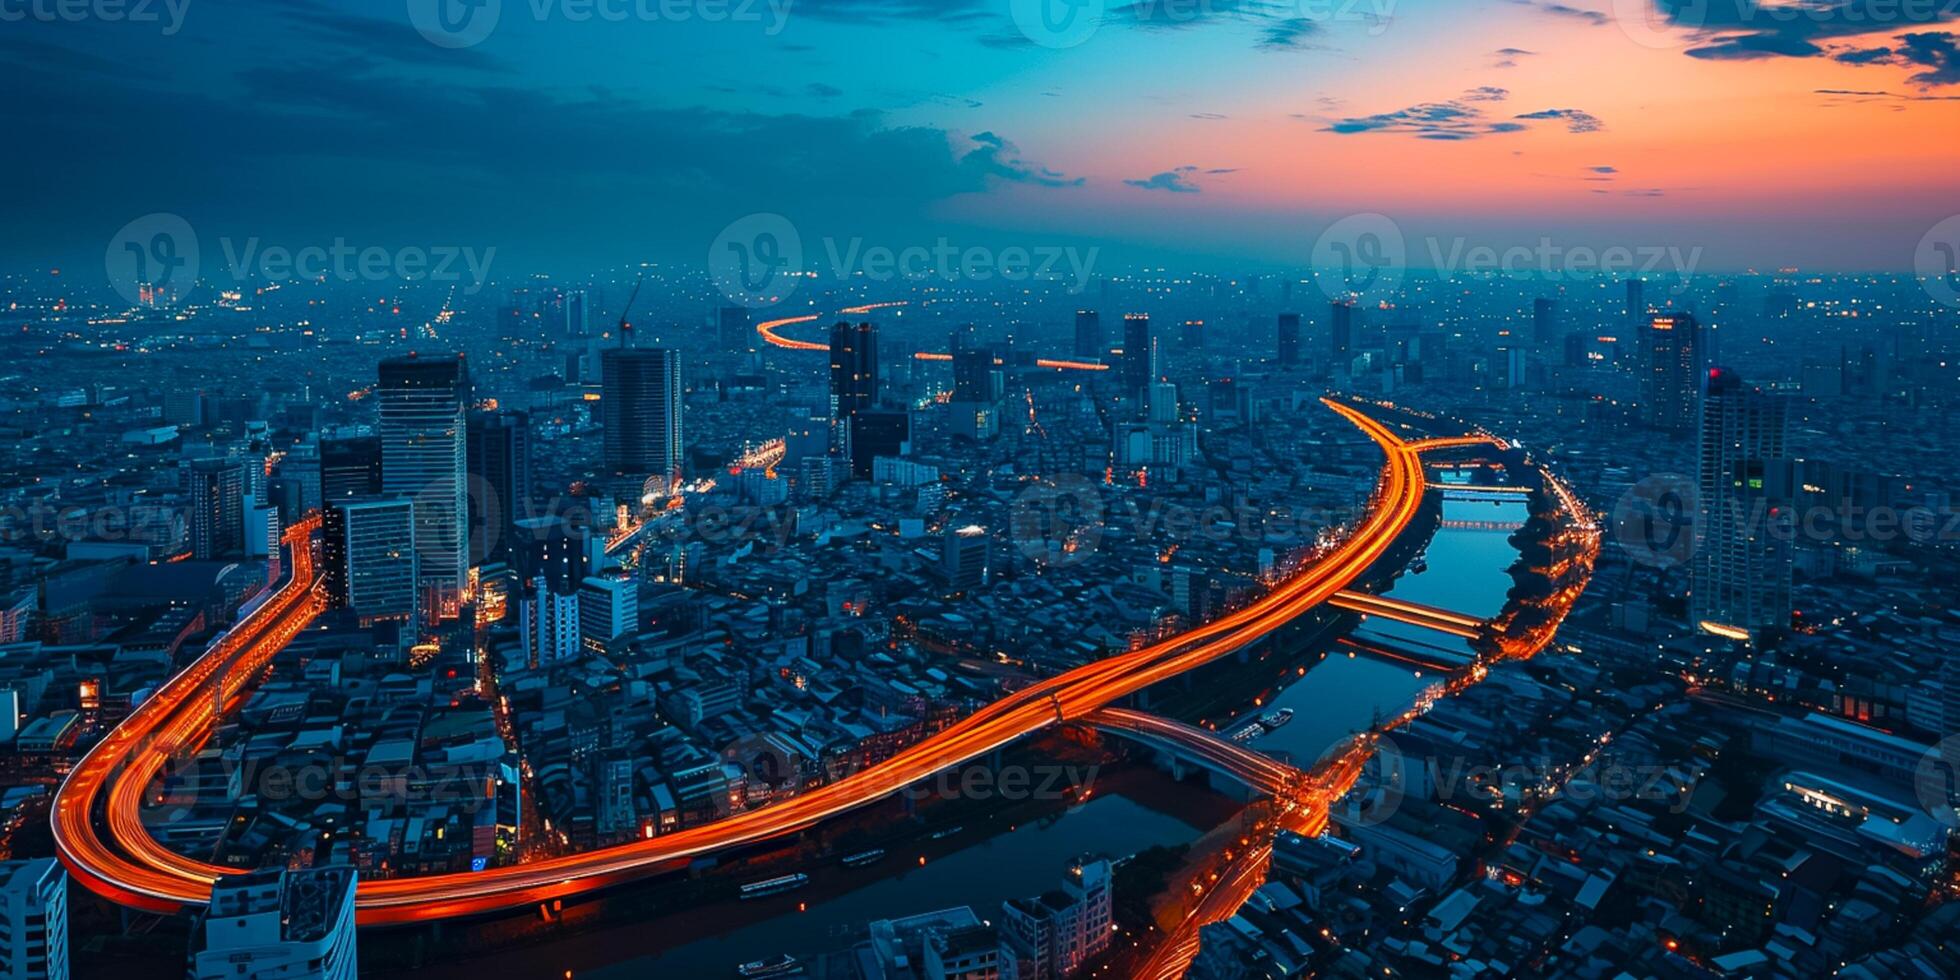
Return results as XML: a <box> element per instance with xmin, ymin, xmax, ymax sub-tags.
<box><xmin>57</xmin><ymin>399</ymin><xmax>1441</xmax><ymax>924</ymax></box>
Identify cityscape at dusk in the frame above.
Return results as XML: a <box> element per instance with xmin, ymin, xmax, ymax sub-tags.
<box><xmin>1</xmin><ymin>2</ymin><xmax>1958</xmax><ymax>978</ymax></box>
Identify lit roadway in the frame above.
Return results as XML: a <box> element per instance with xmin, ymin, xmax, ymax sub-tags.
<box><xmin>56</xmin><ymin>399</ymin><xmax>1450</xmax><ymax>925</ymax></box>
<box><xmin>758</xmin><ymin>301</ymin><xmax>1112</xmax><ymax>372</ymax></box>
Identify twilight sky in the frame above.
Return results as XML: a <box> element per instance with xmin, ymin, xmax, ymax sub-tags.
<box><xmin>5</xmin><ymin>0</ymin><xmax>1959</xmax><ymax>277</ymax></box>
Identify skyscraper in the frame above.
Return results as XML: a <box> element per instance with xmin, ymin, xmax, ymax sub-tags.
<box><xmin>718</xmin><ymin>306</ymin><xmax>752</xmax><ymax>352</ymax></box>
<box><xmin>320</xmin><ymin>435</ymin><xmax>383</xmax><ymax>502</ymax></box>
<box><xmin>849</xmin><ymin>409</ymin><xmax>911</xmax><ymax>478</ymax></box>
<box><xmin>564</xmin><ymin>289</ymin><xmax>588</xmax><ymax>337</ymax></box>
<box><xmin>1691</xmin><ymin>368</ymin><xmax>1792</xmax><ymax>642</ymax></box>
<box><xmin>579</xmin><ymin>575</ymin><xmax>636</xmax><ymax>656</ymax></box>
<box><xmin>1641</xmin><ymin>314</ymin><xmax>1702</xmax><ymax>431</ymax></box>
<box><xmin>1627</xmin><ymin>278</ymin><xmax>1646</xmax><ymax>320</ymax></box>
<box><xmin>1276</xmin><ymin>312</ymin><xmax>1301</xmax><ymax>367</ymax></box>
<box><xmin>377</xmin><ymin>353</ymin><xmax>470</xmax><ymax>623</ymax></box>
<box><xmin>466</xmin><ymin>410</ymin><xmax>532</xmax><ymax>567</ymax></box>
<box><xmin>829</xmin><ymin>320</ymin><xmax>879</xmax><ymax>420</ymax></box>
<box><xmin>601</xmin><ymin>347</ymin><xmax>684</xmax><ymax>498</ymax></box>
<box><xmin>322</xmin><ymin>497</ymin><xmax>418</xmax><ymax>629</ymax></box>
<box><xmin>187</xmin><ymin>458</ymin><xmax>245</xmax><ymax>560</ymax></box>
<box><xmin>1329</xmin><ymin>301</ymin><xmax>1354</xmax><ymax>374</ymax></box>
<box><xmin>1533</xmin><ymin>297</ymin><xmax>1558</xmax><ymax>351</ymax></box>
<box><xmin>1073</xmin><ymin>310</ymin><xmax>1103</xmax><ymax>359</ymax></box>
<box><xmin>1121</xmin><ymin>313</ymin><xmax>1155</xmax><ymax>394</ymax></box>
<box><xmin>0</xmin><ymin>858</ymin><xmax>67</xmax><ymax>980</ymax></box>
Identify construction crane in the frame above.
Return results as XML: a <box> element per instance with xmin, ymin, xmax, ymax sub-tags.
<box><xmin>616</xmin><ymin>275</ymin><xmax>645</xmax><ymax>348</ymax></box>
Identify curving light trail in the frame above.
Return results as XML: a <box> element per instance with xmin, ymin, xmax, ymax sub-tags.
<box><xmin>57</xmin><ymin>399</ymin><xmax>1445</xmax><ymax>926</ymax></box>
<box><xmin>759</xmin><ymin>301</ymin><xmax>1108</xmax><ymax>372</ymax></box>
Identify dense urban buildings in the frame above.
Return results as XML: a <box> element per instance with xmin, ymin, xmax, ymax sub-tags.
<box><xmin>4</xmin><ymin>7</ymin><xmax>1958</xmax><ymax>980</ymax></box>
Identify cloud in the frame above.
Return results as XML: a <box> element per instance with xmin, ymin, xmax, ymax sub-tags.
<box><xmin>962</xmin><ymin>132</ymin><xmax>1085</xmax><ymax>187</ymax></box>
<box><xmin>1493</xmin><ymin>47</ymin><xmax>1537</xmax><ymax>68</ymax></box>
<box><xmin>807</xmin><ymin>83</ymin><xmax>844</xmax><ymax>99</ymax></box>
<box><xmin>1124</xmin><ymin>165</ymin><xmax>1232</xmax><ymax>193</ymax></box>
<box><xmin>1590</xmin><ymin>165</ymin><xmax>1619</xmax><ymax>173</ymax></box>
<box><xmin>1519</xmin><ymin>1</ymin><xmax>1608</xmax><ymax>26</ymax></box>
<box><xmin>1514</xmin><ymin>108</ymin><xmax>1605</xmax><ymax>132</ymax></box>
<box><xmin>1632</xmin><ymin>0</ymin><xmax>1960</xmax><ymax>74</ymax></box>
<box><xmin>1258</xmin><ymin>18</ymin><xmax>1320</xmax><ymax>49</ymax></box>
<box><xmin>1321</xmin><ymin>88</ymin><xmax>1601</xmax><ymax>139</ymax></box>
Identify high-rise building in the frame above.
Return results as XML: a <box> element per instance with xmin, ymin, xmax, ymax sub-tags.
<box><xmin>1121</xmin><ymin>314</ymin><xmax>1155</xmax><ymax>394</ymax></box>
<box><xmin>718</xmin><ymin>306</ymin><xmax>752</xmax><ymax>351</ymax></box>
<box><xmin>378</xmin><ymin>355</ymin><xmax>470</xmax><ymax>623</ymax></box>
<box><xmin>522</xmin><ymin>577</ymin><xmax>581</xmax><ymax>666</ymax></box>
<box><xmin>191</xmin><ymin>867</ymin><xmax>357</xmax><ymax>980</ymax></box>
<box><xmin>320</xmin><ymin>435</ymin><xmax>383</xmax><ymax>502</ymax></box>
<box><xmin>1181</xmin><ymin>318</ymin><xmax>1205</xmax><ymax>350</ymax></box>
<box><xmin>830</xmin><ymin>321</ymin><xmax>880</xmax><ymax>420</ymax></box>
<box><xmin>322</xmin><ymin>497</ymin><xmax>418</xmax><ymax>629</ymax></box>
<box><xmin>1073</xmin><ymin>310</ymin><xmax>1103</xmax><ymax>359</ymax></box>
<box><xmin>1627</xmin><ymin>278</ymin><xmax>1646</xmax><ymax>320</ymax></box>
<box><xmin>187</xmin><ymin>457</ymin><xmax>246</xmax><ymax>560</ymax></box>
<box><xmin>601</xmin><ymin>347</ymin><xmax>684</xmax><ymax>498</ymax></box>
<box><xmin>0</xmin><ymin>858</ymin><xmax>67</xmax><ymax>980</ymax></box>
<box><xmin>511</xmin><ymin>515</ymin><xmax>590</xmax><ymax>594</ymax></box>
<box><xmin>1641</xmin><ymin>314</ymin><xmax>1702</xmax><ymax>431</ymax></box>
<box><xmin>1276</xmin><ymin>312</ymin><xmax>1301</xmax><ymax>367</ymax></box>
<box><xmin>1001</xmin><ymin>858</ymin><xmax>1112</xmax><ymax>980</ymax></box>
<box><xmin>466</xmin><ymin>410</ymin><xmax>532</xmax><ymax>567</ymax></box>
<box><xmin>849</xmin><ymin>409</ymin><xmax>911</xmax><ymax>478</ymax></box>
<box><xmin>564</xmin><ymin>289</ymin><xmax>588</xmax><ymax>337</ymax></box>
<box><xmin>1329</xmin><ymin>301</ymin><xmax>1354</xmax><ymax>373</ymax></box>
<box><xmin>579</xmin><ymin>575</ymin><xmax>636</xmax><ymax>656</ymax></box>
<box><xmin>1533</xmin><ymin>297</ymin><xmax>1558</xmax><ymax>351</ymax></box>
<box><xmin>1691</xmin><ymin>367</ymin><xmax>1792</xmax><ymax>642</ymax></box>
<box><xmin>942</xmin><ymin>525</ymin><xmax>989</xmax><ymax>595</ymax></box>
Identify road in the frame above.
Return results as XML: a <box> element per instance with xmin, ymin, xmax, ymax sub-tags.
<box><xmin>56</xmin><ymin>398</ymin><xmax>1442</xmax><ymax>925</ymax></box>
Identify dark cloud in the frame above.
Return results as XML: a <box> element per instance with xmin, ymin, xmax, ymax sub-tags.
<box><xmin>1515</xmin><ymin>108</ymin><xmax>1605</xmax><ymax>132</ymax></box>
<box><xmin>1519</xmin><ymin>1</ymin><xmax>1609</xmax><ymax>26</ymax></box>
<box><xmin>1638</xmin><ymin>0</ymin><xmax>1960</xmax><ymax>73</ymax></box>
<box><xmin>1124</xmin><ymin>165</ymin><xmax>1231</xmax><ymax>193</ymax></box>
<box><xmin>1590</xmin><ymin>165</ymin><xmax>1619</xmax><ymax>173</ymax></box>
<box><xmin>962</xmin><ymin>132</ymin><xmax>1086</xmax><ymax>187</ymax></box>
<box><xmin>1322</xmin><ymin>88</ymin><xmax>1600</xmax><ymax>139</ymax></box>
<box><xmin>1493</xmin><ymin>47</ymin><xmax>1536</xmax><ymax>68</ymax></box>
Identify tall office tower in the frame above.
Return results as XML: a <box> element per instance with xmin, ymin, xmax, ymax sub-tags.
<box><xmin>1147</xmin><ymin>382</ymin><xmax>1180</xmax><ymax>423</ymax></box>
<box><xmin>320</xmin><ymin>435</ymin><xmax>383</xmax><ymax>502</ymax></box>
<box><xmin>578</xmin><ymin>575</ymin><xmax>635</xmax><ymax>656</ymax></box>
<box><xmin>1121</xmin><ymin>314</ymin><xmax>1155</xmax><ymax>394</ymax></box>
<box><xmin>1533</xmin><ymin>297</ymin><xmax>1559</xmax><ymax>351</ymax></box>
<box><xmin>187</xmin><ymin>458</ymin><xmax>246</xmax><ymax>560</ymax></box>
<box><xmin>942</xmin><ymin>525</ymin><xmax>990</xmax><ymax>595</ymax></box>
<box><xmin>951</xmin><ymin>345</ymin><xmax>1002</xmax><ymax>404</ymax></box>
<box><xmin>522</xmin><ymin>577</ymin><xmax>581</xmax><ymax>666</ymax></box>
<box><xmin>1329</xmin><ymin>301</ymin><xmax>1354</xmax><ymax>374</ymax></box>
<box><xmin>1563</xmin><ymin>331</ymin><xmax>1589</xmax><ymax>369</ymax></box>
<box><xmin>511</xmin><ymin>515</ymin><xmax>590</xmax><ymax>593</ymax></box>
<box><xmin>718</xmin><ymin>306</ymin><xmax>752</xmax><ymax>351</ymax></box>
<box><xmin>1276</xmin><ymin>312</ymin><xmax>1302</xmax><ymax>366</ymax></box>
<box><xmin>848</xmin><ymin>408</ymin><xmax>911</xmax><ymax>478</ymax></box>
<box><xmin>191</xmin><ymin>868</ymin><xmax>358</xmax><ymax>980</ymax></box>
<box><xmin>1073</xmin><ymin>310</ymin><xmax>1103</xmax><ymax>359</ymax></box>
<box><xmin>1641</xmin><ymin>314</ymin><xmax>1702</xmax><ymax>431</ymax></box>
<box><xmin>1691</xmin><ymin>368</ymin><xmax>1792</xmax><ymax>642</ymax></box>
<box><xmin>600</xmin><ymin>347</ymin><xmax>684</xmax><ymax>498</ymax></box>
<box><xmin>564</xmin><ymin>289</ymin><xmax>588</xmax><ymax>337</ymax></box>
<box><xmin>829</xmin><ymin>320</ymin><xmax>880</xmax><ymax>420</ymax></box>
<box><xmin>466</xmin><ymin>410</ymin><xmax>532</xmax><ymax>566</ymax></box>
<box><xmin>0</xmin><ymin>858</ymin><xmax>67</xmax><ymax>980</ymax></box>
<box><xmin>1627</xmin><ymin>278</ymin><xmax>1646</xmax><ymax>320</ymax></box>
<box><xmin>322</xmin><ymin>497</ymin><xmax>418</xmax><ymax>629</ymax></box>
<box><xmin>377</xmin><ymin>353</ymin><xmax>470</xmax><ymax>623</ymax></box>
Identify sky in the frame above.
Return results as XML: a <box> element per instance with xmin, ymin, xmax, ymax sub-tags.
<box><xmin>5</xmin><ymin>0</ymin><xmax>1960</xmax><ymax>279</ymax></box>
